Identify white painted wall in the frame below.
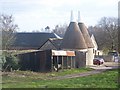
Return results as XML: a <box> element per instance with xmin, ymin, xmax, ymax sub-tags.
<box><xmin>91</xmin><ymin>34</ymin><xmax>98</xmax><ymax>50</ymax></box>
<box><xmin>86</xmin><ymin>48</ymin><xmax>94</xmax><ymax>66</ymax></box>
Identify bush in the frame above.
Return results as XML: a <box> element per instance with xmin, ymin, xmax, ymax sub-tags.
<box><xmin>2</xmin><ymin>51</ymin><xmax>20</xmax><ymax>71</ymax></box>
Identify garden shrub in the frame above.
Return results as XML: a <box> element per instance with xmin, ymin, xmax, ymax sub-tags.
<box><xmin>1</xmin><ymin>51</ymin><xmax>20</xmax><ymax>71</ymax></box>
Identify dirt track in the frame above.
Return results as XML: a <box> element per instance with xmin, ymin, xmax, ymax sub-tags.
<box><xmin>51</xmin><ymin>62</ymin><xmax>119</xmax><ymax>80</ymax></box>
<box><xmin>51</xmin><ymin>69</ymin><xmax>106</xmax><ymax>80</ymax></box>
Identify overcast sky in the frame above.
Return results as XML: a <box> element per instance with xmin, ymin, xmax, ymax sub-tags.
<box><xmin>1</xmin><ymin>0</ymin><xmax>119</xmax><ymax>32</ymax></box>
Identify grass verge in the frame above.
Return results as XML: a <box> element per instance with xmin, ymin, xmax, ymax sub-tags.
<box><xmin>2</xmin><ymin>68</ymin><xmax>119</xmax><ymax>88</ymax></box>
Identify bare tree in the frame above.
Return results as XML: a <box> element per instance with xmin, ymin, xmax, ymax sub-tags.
<box><xmin>88</xmin><ymin>17</ymin><xmax>118</xmax><ymax>52</ymax></box>
<box><xmin>40</xmin><ymin>26</ymin><xmax>51</xmax><ymax>33</ymax></box>
<box><xmin>0</xmin><ymin>14</ymin><xmax>20</xmax><ymax>71</ymax></box>
<box><xmin>98</xmin><ymin>17</ymin><xmax>118</xmax><ymax>50</ymax></box>
<box><xmin>45</xmin><ymin>26</ymin><xmax>51</xmax><ymax>32</ymax></box>
<box><xmin>52</xmin><ymin>24</ymin><xmax>68</xmax><ymax>37</ymax></box>
<box><xmin>0</xmin><ymin>14</ymin><xmax>18</xmax><ymax>50</ymax></box>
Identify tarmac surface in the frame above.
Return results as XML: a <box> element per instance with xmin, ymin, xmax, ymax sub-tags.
<box><xmin>90</xmin><ymin>62</ymin><xmax>119</xmax><ymax>70</ymax></box>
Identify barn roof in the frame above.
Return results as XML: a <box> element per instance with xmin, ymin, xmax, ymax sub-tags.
<box><xmin>60</xmin><ymin>22</ymin><xmax>87</xmax><ymax>50</ymax></box>
<box><xmin>48</xmin><ymin>38</ymin><xmax>63</xmax><ymax>49</ymax></box>
<box><xmin>78</xmin><ymin>23</ymin><xmax>94</xmax><ymax>48</ymax></box>
<box><xmin>13</xmin><ymin>32</ymin><xmax>61</xmax><ymax>49</ymax></box>
<box><xmin>39</xmin><ymin>38</ymin><xmax>63</xmax><ymax>50</ymax></box>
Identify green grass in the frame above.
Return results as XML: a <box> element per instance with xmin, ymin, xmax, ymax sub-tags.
<box><xmin>2</xmin><ymin>68</ymin><xmax>119</xmax><ymax>88</ymax></box>
<box><xmin>50</xmin><ymin>67</ymin><xmax>93</xmax><ymax>76</ymax></box>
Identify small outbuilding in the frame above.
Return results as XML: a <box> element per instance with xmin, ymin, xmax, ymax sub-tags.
<box><xmin>17</xmin><ymin>50</ymin><xmax>76</xmax><ymax>72</ymax></box>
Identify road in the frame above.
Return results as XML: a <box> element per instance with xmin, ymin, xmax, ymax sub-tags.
<box><xmin>90</xmin><ymin>62</ymin><xmax>119</xmax><ymax>70</ymax></box>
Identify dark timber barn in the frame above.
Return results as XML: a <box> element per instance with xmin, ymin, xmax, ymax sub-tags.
<box><xmin>17</xmin><ymin>50</ymin><xmax>75</xmax><ymax>72</ymax></box>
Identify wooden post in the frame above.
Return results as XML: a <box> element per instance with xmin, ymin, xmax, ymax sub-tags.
<box><xmin>57</xmin><ymin>56</ymin><xmax>58</xmax><ymax>72</ymax></box>
<box><xmin>70</xmin><ymin>56</ymin><xmax>72</xmax><ymax>68</ymax></box>
<box><xmin>51</xmin><ymin>56</ymin><xmax>53</xmax><ymax>72</ymax></box>
<box><xmin>74</xmin><ymin>57</ymin><xmax>75</xmax><ymax>68</ymax></box>
<box><xmin>62</xmin><ymin>56</ymin><xmax>63</xmax><ymax>70</ymax></box>
<box><xmin>67</xmin><ymin>56</ymin><xmax>68</xmax><ymax>69</ymax></box>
